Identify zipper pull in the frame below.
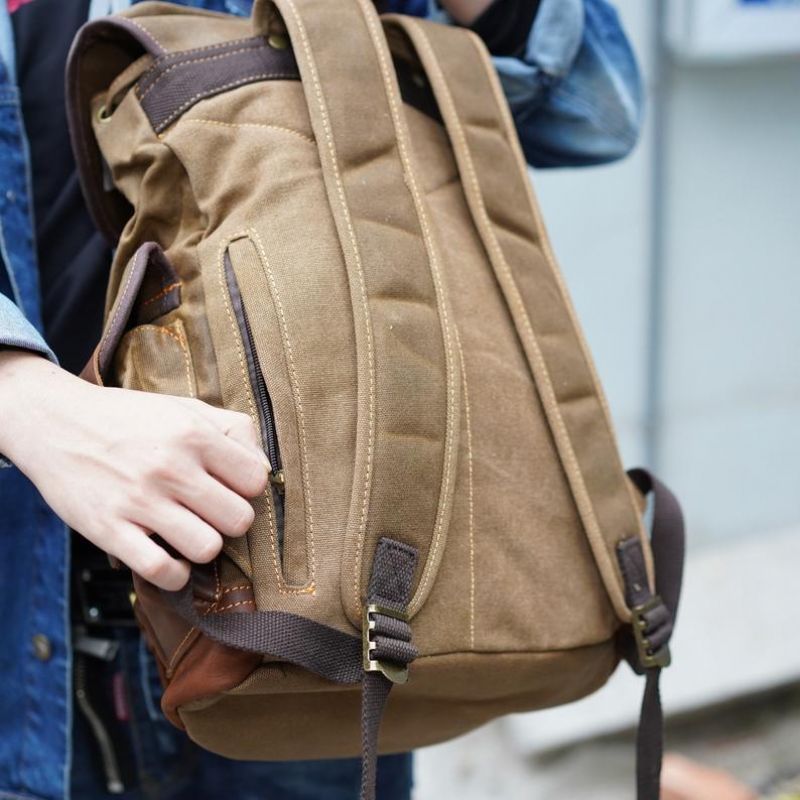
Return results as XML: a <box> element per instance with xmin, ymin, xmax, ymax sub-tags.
<box><xmin>270</xmin><ymin>469</ymin><xmax>285</xmax><ymax>495</ymax></box>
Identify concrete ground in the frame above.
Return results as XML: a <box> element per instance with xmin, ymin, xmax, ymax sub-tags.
<box><xmin>414</xmin><ymin>683</ymin><xmax>800</xmax><ymax>799</ymax></box>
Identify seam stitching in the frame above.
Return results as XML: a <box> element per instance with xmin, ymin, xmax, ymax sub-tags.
<box><xmin>125</xmin><ymin>19</ymin><xmax>164</xmax><ymax>53</ymax></box>
<box><xmin>454</xmin><ymin>329</ymin><xmax>475</xmax><ymax>649</ymax></box>
<box><xmin>284</xmin><ymin>0</ymin><xmax>376</xmax><ymax>613</ymax></box>
<box><xmin>152</xmin><ymin>324</ymin><xmax>195</xmax><ymax>398</ymax></box>
<box><xmin>140</xmin><ymin>281</ymin><xmax>181</xmax><ymax>307</ymax></box>
<box><xmin>167</xmin><ymin>626</ymin><xmax>197</xmax><ymax>674</ymax></box>
<box><xmin>138</xmin><ymin>43</ymin><xmax>272</xmax><ymax>101</ymax></box>
<box><xmin>179</xmin><ymin>118</ymin><xmax>314</xmax><ymax>146</ymax></box>
<box><xmin>373</xmin><ymin>10</ymin><xmax>458</xmax><ymax>609</ymax></box>
<box><xmin>250</xmin><ymin>228</ymin><xmax>317</xmax><ymax>586</ymax></box>
<box><xmin>156</xmin><ymin>73</ymin><xmax>300</xmax><ymax>131</ymax></box>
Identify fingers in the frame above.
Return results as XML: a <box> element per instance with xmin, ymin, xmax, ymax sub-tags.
<box><xmin>200</xmin><ymin>429</ymin><xmax>271</xmax><ymax>498</ymax></box>
<box><xmin>107</xmin><ymin>522</ymin><xmax>191</xmax><ymax>591</ymax></box>
<box><xmin>136</xmin><ymin>502</ymin><xmax>225</xmax><ymax>564</ymax></box>
<box><xmin>181</xmin><ymin>399</ymin><xmax>263</xmax><ymax>453</ymax></box>
<box><xmin>174</xmin><ymin>473</ymin><xmax>256</xmax><ymax>538</ymax></box>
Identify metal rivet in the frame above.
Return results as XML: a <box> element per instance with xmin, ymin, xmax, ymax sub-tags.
<box><xmin>5</xmin><ymin>190</ymin><xmax>15</xmax><ymax>203</ymax></box>
<box><xmin>267</xmin><ymin>33</ymin><xmax>289</xmax><ymax>50</ymax></box>
<box><xmin>88</xmin><ymin>607</ymin><xmax>100</xmax><ymax>621</ymax></box>
<box><xmin>96</xmin><ymin>104</ymin><xmax>112</xmax><ymax>124</ymax></box>
<box><xmin>32</xmin><ymin>634</ymin><xmax>52</xmax><ymax>662</ymax></box>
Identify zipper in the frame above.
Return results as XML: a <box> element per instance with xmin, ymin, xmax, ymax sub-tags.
<box><xmin>223</xmin><ymin>251</ymin><xmax>285</xmax><ymax>547</ymax></box>
<box><xmin>74</xmin><ymin>653</ymin><xmax>125</xmax><ymax>795</ymax></box>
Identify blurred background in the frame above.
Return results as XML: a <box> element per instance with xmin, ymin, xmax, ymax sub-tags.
<box><xmin>416</xmin><ymin>0</ymin><xmax>800</xmax><ymax>796</ymax></box>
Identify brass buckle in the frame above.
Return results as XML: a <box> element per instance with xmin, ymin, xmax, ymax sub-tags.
<box><xmin>362</xmin><ymin>603</ymin><xmax>410</xmax><ymax>685</ymax></box>
<box><xmin>632</xmin><ymin>595</ymin><xmax>672</xmax><ymax>670</ymax></box>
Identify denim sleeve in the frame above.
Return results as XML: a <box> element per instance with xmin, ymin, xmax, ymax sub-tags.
<box><xmin>497</xmin><ymin>0</ymin><xmax>643</xmax><ymax>167</ymax></box>
<box><xmin>0</xmin><ymin>293</ymin><xmax>56</xmax><ymax>468</ymax></box>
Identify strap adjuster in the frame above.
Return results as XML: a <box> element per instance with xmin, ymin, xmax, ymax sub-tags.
<box><xmin>632</xmin><ymin>595</ymin><xmax>672</xmax><ymax>669</ymax></box>
<box><xmin>362</xmin><ymin>603</ymin><xmax>410</xmax><ymax>685</ymax></box>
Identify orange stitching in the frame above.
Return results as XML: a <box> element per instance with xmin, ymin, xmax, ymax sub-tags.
<box><xmin>283</xmin><ymin>0</ymin><xmax>375</xmax><ymax>615</ymax></box>
<box><xmin>220</xmin><ymin>584</ymin><xmax>252</xmax><ymax>594</ymax></box>
<box><xmin>250</xmin><ymin>229</ymin><xmax>317</xmax><ymax>587</ymax></box>
<box><xmin>141</xmin><ymin>281</ymin><xmax>181</xmax><ymax>307</ymax></box>
<box><xmin>152</xmin><ymin>325</ymin><xmax>195</xmax><ymax>399</ymax></box>
<box><xmin>158</xmin><ymin>73</ymin><xmax>299</xmax><ymax>130</ymax></box>
<box><xmin>167</xmin><ymin>626</ymin><xmax>197</xmax><ymax>674</ymax></box>
<box><xmin>206</xmin><ymin>599</ymin><xmax>256</xmax><ymax>614</ymax></box>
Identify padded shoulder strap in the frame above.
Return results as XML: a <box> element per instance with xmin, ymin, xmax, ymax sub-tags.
<box><xmin>252</xmin><ymin>0</ymin><xmax>460</xmax><ymax>623</ymax></box>
<box><xmin>384</xmin><ymin>15</ymin><xmax>648</xmax><ymax>620</ymax></box>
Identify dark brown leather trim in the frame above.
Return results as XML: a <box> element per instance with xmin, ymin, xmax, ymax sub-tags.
<box><xmin>136</xmin><ymin>36</ymin><xmax>300</xmax><ymax>134</ymax></box>
<box><xmin>66</xmin><ymin>19</ymin><xmax>162</xmax><ymax>243</ymax></box>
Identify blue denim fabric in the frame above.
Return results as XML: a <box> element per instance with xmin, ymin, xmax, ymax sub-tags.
<box><xmin>0</xmin><ymin>1</ymin><xmax>643</xmax><ymax>797</ymax></box>
<box><xmin>69</xmin><ymin>631</ymin><xmax>413</xmax><ymax>800</ymax></box>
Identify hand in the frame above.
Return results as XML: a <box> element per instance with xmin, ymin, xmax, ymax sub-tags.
<box><xmin>439</xmin><ymin>0</ymin><xmax>493</xmax><ymax>25</ymax></box>
<box><xmin>0</xmin><ymin>351</ymin><xmax>270</xmax><ymax>590</ymax></box>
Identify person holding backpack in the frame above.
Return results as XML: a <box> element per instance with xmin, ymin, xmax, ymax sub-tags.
<box><xmin>0</xmin><ymin>0</ymin><xmax>645</xmax><ymax>798</ymax></box>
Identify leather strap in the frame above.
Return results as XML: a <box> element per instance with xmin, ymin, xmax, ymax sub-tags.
<box><xmin>617</xmin><ymin>469</ymin><xmax>686</xmax><ymax>800</ymax></box>
<box><xmin>161</xmin><ymin>537</ymin><xmax>419</xmax><ymax>800</ymax></box>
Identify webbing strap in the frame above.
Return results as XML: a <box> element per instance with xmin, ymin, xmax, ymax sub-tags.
<box><xmin>162</xmin><ymin>537</ymin><xmax>418</xmax><ymax>800</ymax></box>
<box><xmin>617</xmin><ymin>469</ymin><xmax>686</xmax><ymax>800</ymax></box>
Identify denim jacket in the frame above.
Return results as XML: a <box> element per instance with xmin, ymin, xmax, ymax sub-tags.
<box><xmin>0</xmin><ymin>1</ymin><xmax>642</xmax><ymax>797</ymax></box>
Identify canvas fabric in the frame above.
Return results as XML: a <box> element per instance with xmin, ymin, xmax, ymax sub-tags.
<box><xmin>67</xmin><ymin>0</ymin><xmax>658</xmax><ymax>763</ymax></box>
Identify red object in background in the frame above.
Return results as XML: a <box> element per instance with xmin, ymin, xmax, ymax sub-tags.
<box><xmin>8</xmin><ymin>0</ymin><xmax>36</xmax><ymax>13</ymax></box>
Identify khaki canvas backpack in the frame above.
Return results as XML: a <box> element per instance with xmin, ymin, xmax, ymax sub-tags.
<box><xmin>67</xmin><ymin>1</ymin><xmax>685</xmax><ymax>797</ymax></box>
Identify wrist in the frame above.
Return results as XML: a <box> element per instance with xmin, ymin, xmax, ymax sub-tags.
<box><xmin>0</xmin><ymin>350</ymin><xmax>78</xmax><ymax>465</ymax></box>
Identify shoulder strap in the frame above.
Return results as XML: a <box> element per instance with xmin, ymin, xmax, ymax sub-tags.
<box><xmin>252</xmin><ymin>0</ymin><xmax>460</xmax><ymax>623</ymax></box>
<box><xmin>383</xmin><ymin>15</ymin><xmax>648</xmax><ymax>621</ymax></box>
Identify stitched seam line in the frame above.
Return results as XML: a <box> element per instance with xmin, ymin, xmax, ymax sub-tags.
<box><xmin>178</xmin><ymin>118</ymin><xmax>314</xmax><ymax>146</ymax></box>
<box><xmin>372</xmin><ymin>10</ymin><xmax>458</xmax><ymax>610</ymax></box>
<box><xmin>417</xmin><ymin>27</ymin><xmax>620</xmax><ymax>612</ymax></box>
<box><xmin>156</xmin><ymin>73</ymin><xmax>300</xmax><ymax>131</ymax></box>
<box><xmin>141</xmin><ymin>281</ymin><xmax>181</xmax><ymax>307</ymax></box>
<box><xmin>138</xmin><ymin>44</ymin><xmax>271</xmax><ymax>101</ymax></box>
<box><xmin>250</xmin><ymin>228</ymin><xmax>317</xmax><ymax>586</ymax></box>
<box><xmin>455</xmin><ymin>329</ymin><xmax>475</xmax><ymax>649</ymax></box>
<box><xmin>99</xmin><ymin>248</ymin><xmax>143</xmax><ymax>366</ymax></box>
<box><xmin>221</xmin><ymin>236</ymin><xmax>312</xmax><ymax>597</ymax></box>
<box><xmin>159</xmin><ymin>35</ymin><xmax>259</xmax><ymax>60</ymax></box>
<box><xmin>220</xmin><ymin>584</ymin><xmax>252</xmax><ymax>594</ymax></box>
<box><xmin>203</xmin><ymin>598</ymin><xmax>255</xmax><ymax>614</ymax></box>
<box><xmin>167</xmin><ymin>626</ymin><xmax>197</xmax><ymax>674</ymax></box>
<box><xmin>466</xmin><ymin>33</ymin><xmax>633</xmax><ymax>617</ymax></box>
<box><xmin>125</xmin><ymin>19</ymin><xmax>164</xmax><ymax>53</ymax></box>
<box><xmin>152</xmin><ymin>324</ymin><xmax>195</xmax><ymax>398</ymax></box>
<box><xmin>284</xmin><ymin>0</ymin><xmax>376</xmax><ymax>613</ymax></box>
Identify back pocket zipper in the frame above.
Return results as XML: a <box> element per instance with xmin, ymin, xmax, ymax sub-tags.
<box><xmin>223</xmin><ymin>251</ymin><xmax>285</xmax><ymax>548</ymax></box>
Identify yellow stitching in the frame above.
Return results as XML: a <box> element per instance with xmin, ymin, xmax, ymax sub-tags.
<box><xmin>99</xmin><ymin>248</ymin><xmax>143</xmax><ymax>363</ymax></box>
<box><xmin>220</xmin><ymin>584</ymin><xmax>252</xmax><ymax>594</ymax></box>
<box><xmin>178</xmin><ymin>119</ymin><xmax>314</xmax><ymax>146</ymax></box>
<box><xmin>454</xmin><ymin>329</ymin><xmax>475</xmax><ymax>649</ymax></box>
<box><xmin>365</xmin><ymin>8</ymin><xmax>459</xmax><ymax>611</ymax></box>
<box><xmin>213</xmin><ymin>559</ymin><xmax>221</xmax><ymax>604</ymax></box>
<box><xmin>138</xmin><ymin>44</ymin><xmax>278</xmax><ymax>101</ymax></box>
<box><xmin>141</xmin><ymin>281</ymin><xmax>181</xmax><ymax>307</ymax></box>
<box><xmin>284</xmin><ymin>0</ymin><xmax>376</xmax><ymax>612</ymax></box>
<box><xmin>250</xmin><ymin>228</ymin><xmax>317</xmax><ymax>586</ymax></box>
<box><xmin>206</xmin><ymin>599</ymin><xmax>256</xmax><ymax>614</ymax></box>
<box><xmin>157</xmin><ymin>73</ymin><xmax>299</xmax><ymax>130</ymax></box>
<box><xmin>167</xmin><ymin>625</ymin><xmax>196</xmax><ymax>674</ymax></box>
<box><xmin>468</xmin><ymin>36</ymin><xmax>636</xmax><ymax>613</ymax></box>
<box><xmin>415</xmin><ymin>25</ymin><xmax>621</xmax><ymax>613</ymax></box>
<box><xmin>159</xmin><ymin>35</ymin><xmax>258</xmax><ymax>60</ymax></box>
<box><xmin>220</xmin><ymin>236</ymin><xmax>311</xmax><ymax>597</ymax></box>
<box><xmin>126</xmin><ymin>19</ymin><xmax>164</xmax><ymax>53</ymax></box>
<box><xmin>152</xmin><ymin>325</ymin><xmax>195</xmax><ymax>399</ymax></box>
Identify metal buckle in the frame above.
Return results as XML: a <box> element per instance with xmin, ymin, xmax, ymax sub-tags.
<box><xmin>362</xmin><ymin>603</ymin><xmax>410</xmax><ymax>685</ymax></box>
<box><xmin>632</xmin><ymin>595</ymin><xmax>672</xmax><ymax>669</ymax></box>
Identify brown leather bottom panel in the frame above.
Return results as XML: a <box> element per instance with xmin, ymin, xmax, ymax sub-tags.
<box><xmin>177</xmin><ymin>642</ymin><xmax>618</xmax><ymax>760</ymax></box>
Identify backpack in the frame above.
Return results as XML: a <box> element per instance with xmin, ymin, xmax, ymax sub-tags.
<box><xmin>67</xmin><ymin>2</ymin><xmax>685</xmax><ymax>798</ymax></box>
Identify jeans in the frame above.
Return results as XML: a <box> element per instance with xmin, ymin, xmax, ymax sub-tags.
<box><xmin>70</xmin><ymin>630</ymin><xmax>413</xmax><ymax>800</ymax></box>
